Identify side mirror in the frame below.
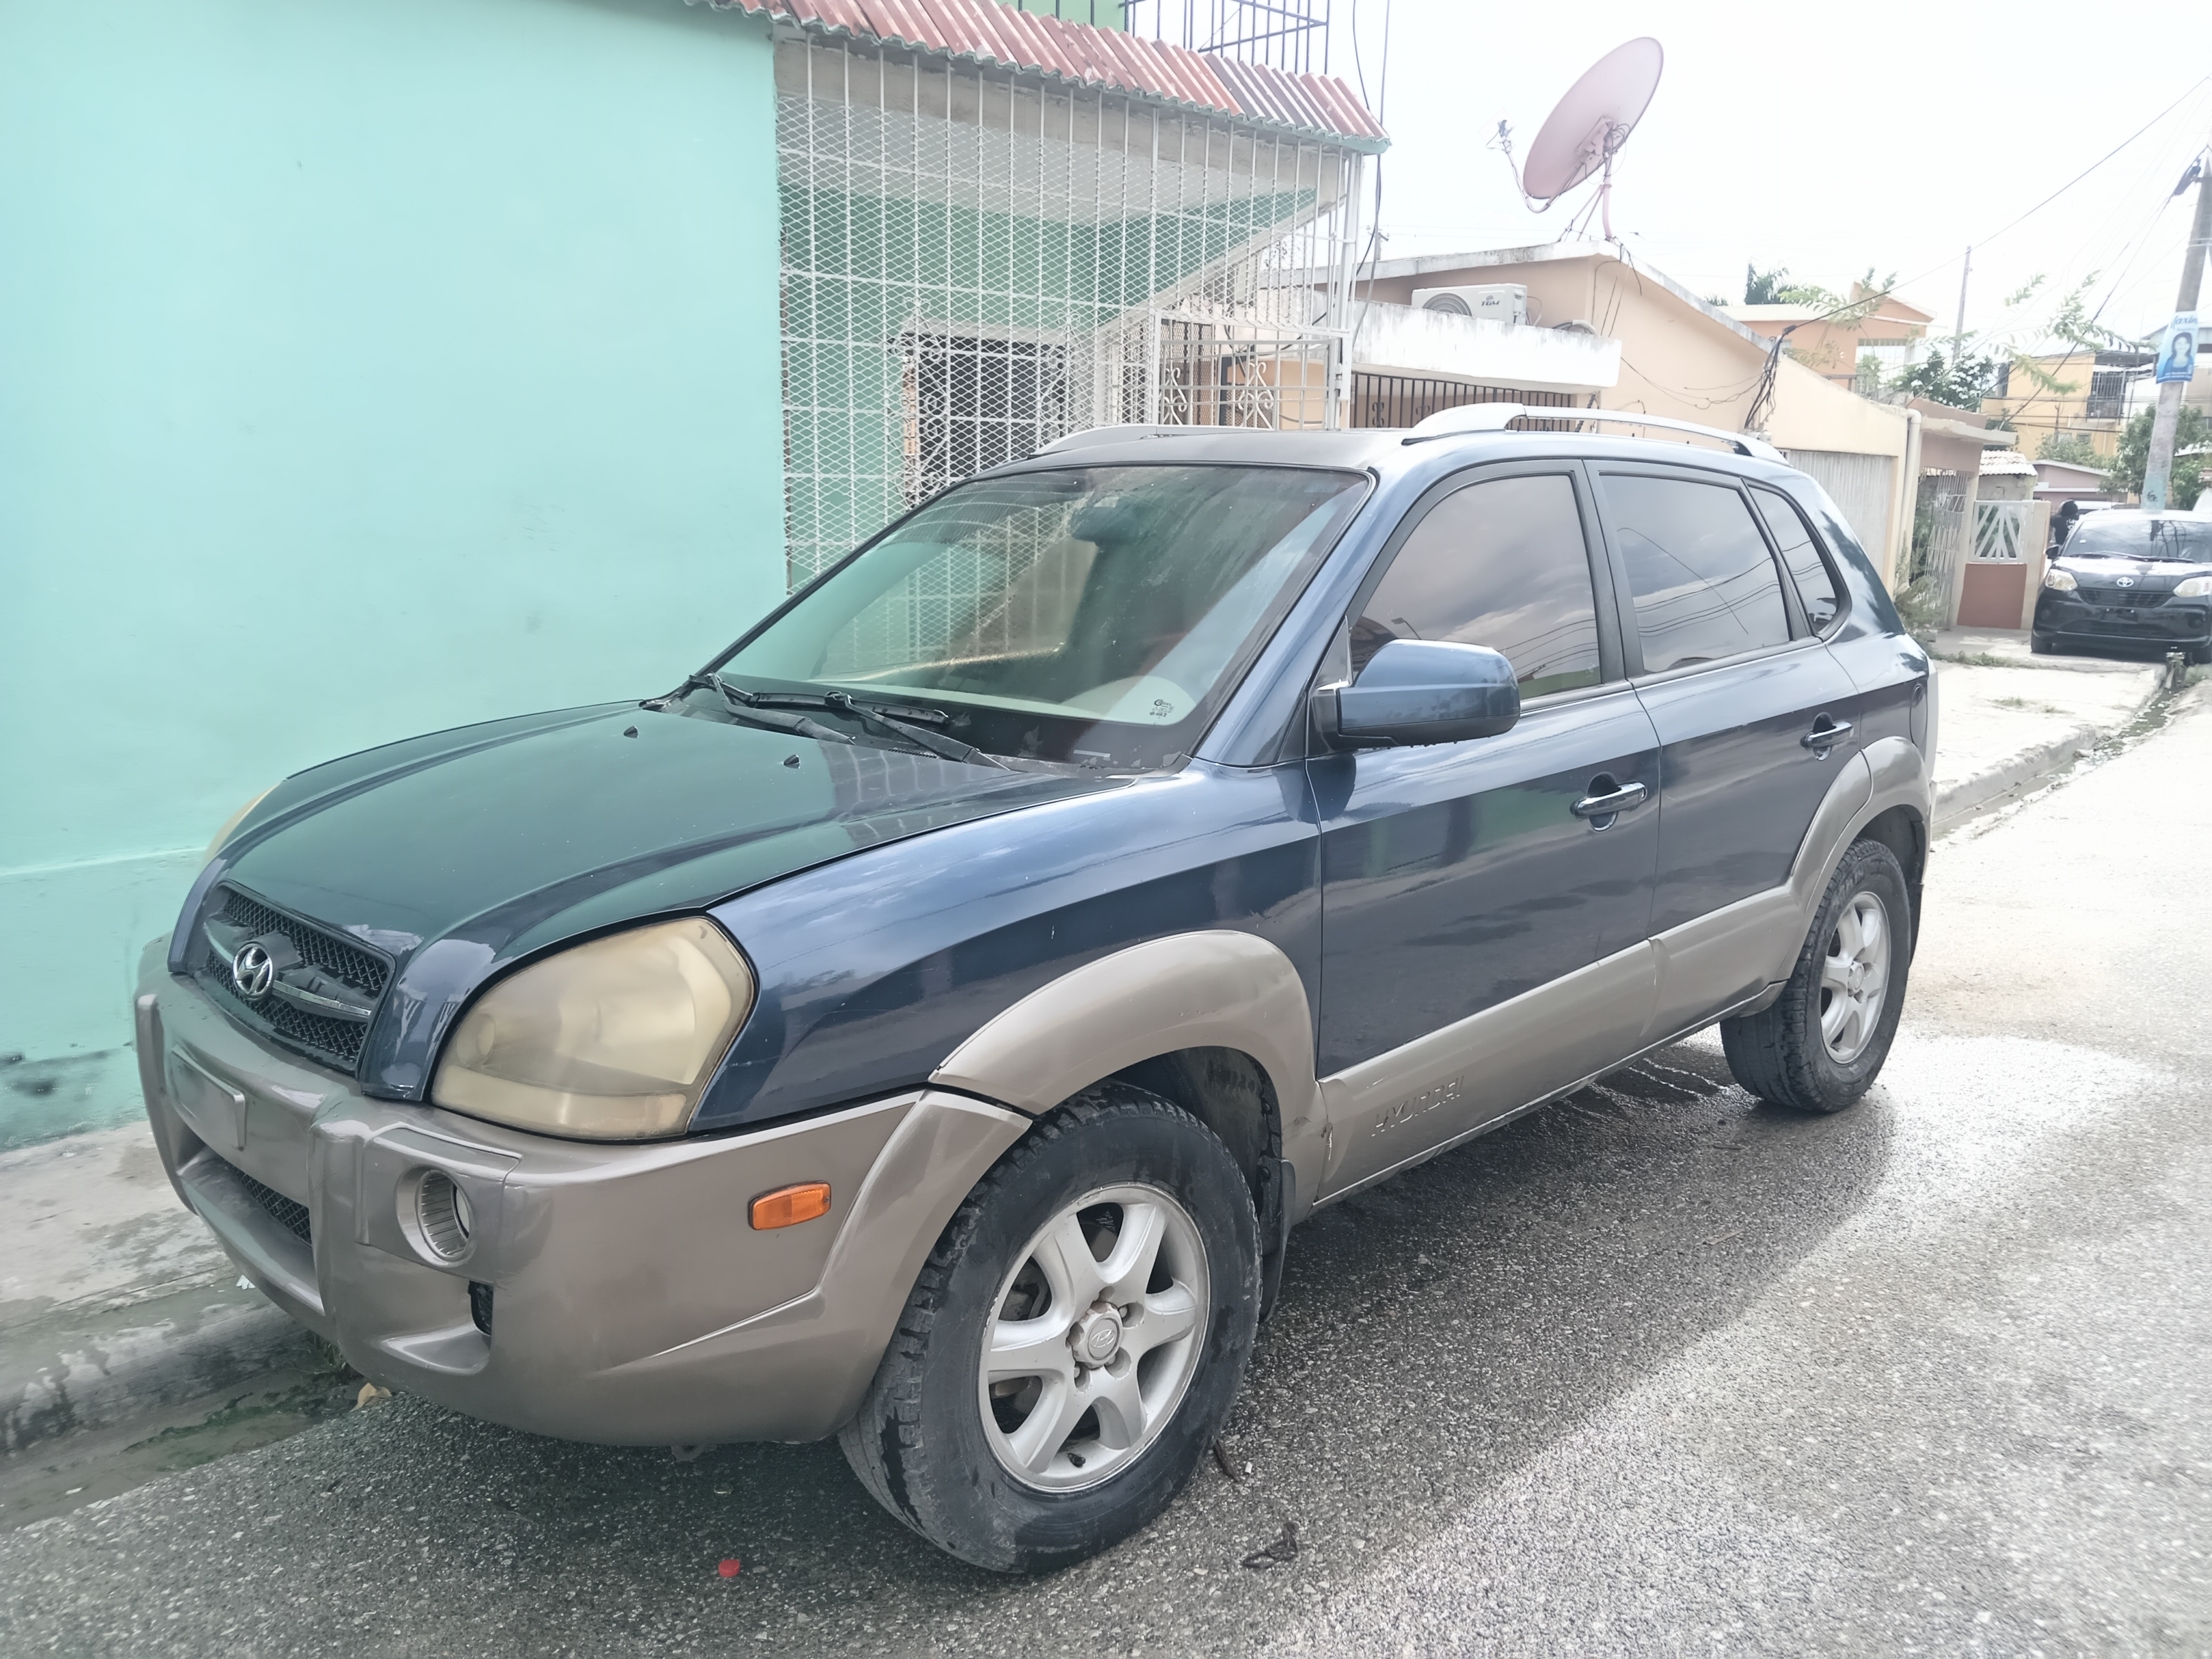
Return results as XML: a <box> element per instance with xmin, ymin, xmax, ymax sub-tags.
<box><xmin>1321</xmin><ymin>638</ymin><xmax>1521</xmax><ymax>747</ymax></box>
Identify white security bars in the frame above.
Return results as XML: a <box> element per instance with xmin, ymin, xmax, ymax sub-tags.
<box><xmin>775</xmin><ymin>36</ymin><xmax>1365</xmax><ymax>586</ymax></box>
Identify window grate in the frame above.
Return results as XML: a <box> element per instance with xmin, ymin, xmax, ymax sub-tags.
<box><xmin>1347</xmin><ymin>373</ymin><xmax>1587</xmax><ymax>432</ymax></box>
<box><xmin>774</xmin><ymin>36</ymin><xmax>1365</xmax><ymax>589</ymax></box>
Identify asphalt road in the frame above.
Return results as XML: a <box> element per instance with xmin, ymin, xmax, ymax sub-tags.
<box><xmin>5</xmin><ymin>688</ymin><xmax>2209</xmax><ymax>1657</ymax></box>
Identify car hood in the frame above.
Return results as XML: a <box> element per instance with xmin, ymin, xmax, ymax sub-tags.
<box><xmin>201</xmin><ymin>702</ymin><xmax>1124</xmax><ymax>1096</ymax></box>
<box><xmin>2054</xmin><ymin>554</ymin><xmax>2211</xmax><ymax>588</ymax></box>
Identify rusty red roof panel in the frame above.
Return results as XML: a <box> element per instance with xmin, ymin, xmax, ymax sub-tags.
<box><xmin>709</xmin><ymin>0</ymin><xmax>1385</xmax><ymax>144</ymax></box>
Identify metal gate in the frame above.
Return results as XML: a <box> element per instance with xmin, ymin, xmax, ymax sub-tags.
<box><xmin>774</xmin><ymin>36</ymin><xmax>1365</xmax><ymax>584</ymax></box>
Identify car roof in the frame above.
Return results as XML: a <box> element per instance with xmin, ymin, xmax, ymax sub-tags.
<box><xmin>989</xmin><ymin>424</ymin><xmax>1797</xmax><ymax>487</ymax></box>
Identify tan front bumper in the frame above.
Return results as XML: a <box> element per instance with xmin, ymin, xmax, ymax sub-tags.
<box><xmin>134</xmin><ymin>942</ymin><xmax>1028</xmax><ymax>1445</ymax></box>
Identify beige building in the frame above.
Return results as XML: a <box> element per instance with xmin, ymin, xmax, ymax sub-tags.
<box><xmin>1981</xmin><ymin>348</ymin><xmax>2158</xmax><ymax>462</ymax></box>
<box><xmin>1726</xmin><ymin>292</ymin><xmax>1936</xmax><ymax>392</ymax></box>
<box><xmin>1348</xmin><ymin>244</ymin><xmax>1921</xmax><ymax>585</ymax></box>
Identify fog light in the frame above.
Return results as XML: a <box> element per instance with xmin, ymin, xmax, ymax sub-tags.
<box><xmin>416</xmin><ymin>1170</ymin><xmax>474</xmax><ymax>1259</ymax></box>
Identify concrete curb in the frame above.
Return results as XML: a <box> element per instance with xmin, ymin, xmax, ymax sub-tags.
<box><xmin>2</xmin><ymin>1281</ymin><xmax>313</xmax><ymax>1458</ymax></box>
<box><xmin>1932</xmin><ymin>659</ymin><xmax>2174</xmax><ymax>831</ymax></box>
<box><xmin>1932</xmin><ymin>721</ymin><xmax>2107</xmax><ymax>831</ymax></box>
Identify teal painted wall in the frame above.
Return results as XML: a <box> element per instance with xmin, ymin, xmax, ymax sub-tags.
<box><xmin>0</xmin><ymin>0</ymin><xmax>787</xmax><ymax>1146</ymax></box>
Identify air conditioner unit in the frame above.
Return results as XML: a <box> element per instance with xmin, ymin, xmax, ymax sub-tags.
<box><xmin>1412</xmin><ymin>283</ymin><xmax>1528</xmax><ymax>326</ymax></box>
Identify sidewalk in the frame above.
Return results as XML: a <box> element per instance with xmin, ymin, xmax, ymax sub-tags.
<box><xmin>0</xmin><ymin>1125</ymin><xmax>340</xmax><ymax>1525</ymax></box>
<box><xmin>0</xmin><ymin>628</ymin><xmax>2174</xmax><ymax>1521</ymax></box>
<box><xmin>1926</xmin><ymin>628</ymin><xmax>2168</xmax><ymax>829</ymax></box>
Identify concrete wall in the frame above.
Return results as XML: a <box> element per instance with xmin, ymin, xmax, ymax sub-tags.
<box><xmin>0</xmin><ymin>0</ymin><xmax>787</xmax><ymax>1147</ymax></box>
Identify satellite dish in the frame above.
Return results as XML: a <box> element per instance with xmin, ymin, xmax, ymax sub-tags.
<box><xmin>1496</xmin><ymin>38</ymin><xmax>1663</xmax><ymax>241</ymax></box>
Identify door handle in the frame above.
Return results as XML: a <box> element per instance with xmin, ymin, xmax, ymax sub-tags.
<box><xmin>1800</xmin><ymin>718</ymin><xmax>1854</xmax><ymax>755</ymax></box>
<box><xmin>1572</xmin><ymin>780</ymin><xmax>1649</xmax><ymax>820</ymax></box>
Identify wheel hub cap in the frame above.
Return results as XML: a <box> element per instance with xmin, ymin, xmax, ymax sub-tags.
<box><xmin>1072</xmin><ymin>1303</ymin><xmax>1123</xmax><ymax>1366</ymax></box>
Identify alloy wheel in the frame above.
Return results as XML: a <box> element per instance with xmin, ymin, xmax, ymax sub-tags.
<box><xmin>977</xmin><ymin>1184</ymin><xmax>1210</xmax><ymax>1493</ymax></box>
<box><xmin>1819</xmin><ymin>890</ymin><xmax>1891</xmax><ymax>1063</ymax></box>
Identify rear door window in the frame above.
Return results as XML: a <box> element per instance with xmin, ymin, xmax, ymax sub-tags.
<box><xmin>1352</xmin><ymin>472</ymin><xmax>1603</xmax><ymax>698</ymax></box>
<box><xmin>1752</xmin><ymin>487</ymin><xmax>1842</xmax><ymax>633</ymax></box>
<box><xmin>1604</xmin><ymin>474</ymin><xmax>1790</xmax><ymax>672</ymax></box>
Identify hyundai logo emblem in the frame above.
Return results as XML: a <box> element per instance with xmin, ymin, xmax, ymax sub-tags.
<box><xmin>231</xmin><ymin>942</ymin><xmax>276</xmax><ymax>1001</ymax></box>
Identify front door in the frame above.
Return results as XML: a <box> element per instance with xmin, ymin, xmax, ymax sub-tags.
<box><xmin>1593</xmin><ymin>466</ymin><xmax>1860</xmax><ymax>1034</ymax></box>
<box><xmin>1313</xmin><ymin>466</ymin><xmax>1662</xmax><ymax>1197</ymax></box>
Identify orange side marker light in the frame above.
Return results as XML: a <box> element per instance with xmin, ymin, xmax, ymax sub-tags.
<box><xmin>750</xmin><ymin>1182</ymin><xmax>831</xmax><ymax>1230</ymax></box>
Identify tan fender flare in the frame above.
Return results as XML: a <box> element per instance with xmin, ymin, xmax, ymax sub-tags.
<box><xmin>929</xmin><ymin>930</ymin><xmax>1326</xmax><ymax>1219</ymax></box>
<box><xmin>1756</xmin><ymin>733</ymin><xmax>1931</xmax><ymax>988</ymax></box>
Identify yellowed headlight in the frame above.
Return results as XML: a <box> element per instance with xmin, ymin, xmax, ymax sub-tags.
<box><xmin>431</xmin><ymin>917</ymin><xmax>756</xmax><ymax>1141</ymax></box>
<box><xmin>204</xmin><ymin>786</ymin><xmax>276</xmax><ymax>862</ymax></box>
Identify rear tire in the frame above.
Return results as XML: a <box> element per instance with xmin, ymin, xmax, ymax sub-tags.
<box><xmin>1721</xmin><ymin>838</ymin><xmax>1912</xmax><ymax>1114</ymax></box>
<box><xmin>838</xmin><ymin>1082</ymin><xmax>1260</xmax><ymax>1573</ymax></box>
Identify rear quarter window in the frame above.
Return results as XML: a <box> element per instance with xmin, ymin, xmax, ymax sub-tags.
<box><xmin>1752</xmin><ymin>487</ymin><xmax>1843</xmax><ymax>633</ymax></box>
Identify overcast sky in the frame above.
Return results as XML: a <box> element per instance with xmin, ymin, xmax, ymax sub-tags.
<box><xmin>1330</xmin><ymin>0</ymin><xmax>2210</xmax><ymax>353</ymax></box>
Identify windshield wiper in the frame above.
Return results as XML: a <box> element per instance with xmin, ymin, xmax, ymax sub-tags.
<box><xmin>712</xmin><ymin>679</ymin><xmax>1014</xmax><ymax>770</ymax></box>
<box><xmin>691</xmin><ymin>675</ymin><xmax>857</xmax><ymax>745</ymax></box>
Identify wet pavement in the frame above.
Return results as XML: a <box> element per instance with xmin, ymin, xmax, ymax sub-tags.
<box><xmin>3</xmin><ymin>686</ymin><xmax>2208</xmax><ymax>1656</ymax></box>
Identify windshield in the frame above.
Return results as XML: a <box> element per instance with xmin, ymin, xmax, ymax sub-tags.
<box><xmin>714</xmin><ymin>465</ymin><xmax>1368</xmax><ymax>768</ymax></box>
<box><xmin>2065</xmin><ymin>514</ymin><xmax>2212</xmax><ymax>562</ymax></box>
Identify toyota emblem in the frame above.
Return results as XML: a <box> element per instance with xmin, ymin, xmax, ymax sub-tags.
<box><xmin>231</xmin><ymin>942</ymin><xmax>275</xmax><ymax>1001</ymax></box>
<box><xmin>2115</xmin><ymin>576</ymin><xmax>2136</xmax><ymax>587</ymax></box>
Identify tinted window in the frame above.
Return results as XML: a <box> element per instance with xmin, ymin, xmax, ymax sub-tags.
<box><xmin>1753</xmin><ymin>487</ymin><xmax>1840</xmax><ymax>632</ymax></box>
<box><xmin>1607</xmin><ymin>475</ymin><xmax>1790</xmax><ymax>672</ymax></box>
<box><xmin>1352</xmin><ymin>473</ymin><xmax>1602</xmax><ymax>698</ymax></box>
<box><xmin>725</xmin><ymin>466</ymin><xmax>1365</xmax><ymax>771</ymax></box>
<box><xmin>2066</xmin><ymin>512</ymin><xmax>2212</xmax><ymax>562</ymax></box>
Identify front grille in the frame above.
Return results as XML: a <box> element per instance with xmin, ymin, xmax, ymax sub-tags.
<box><xmin>194</xmin><ymin>885</ymin><xmax>390</xmax><ymax>1073</ymax></box>
<box><xmin>231</xmin><ymin>1162</ymin><xmax>313</xmax><ymax>1246</ymax></box>
<box><xmin>213</xmin><ymin>888</ymin><xmax>390</xmax><ymax>996</ymax></box>
<box><xmin>2081</xmin><ymin>587</ymin><xmax>2169</xmax><ymax>608</ymax></box>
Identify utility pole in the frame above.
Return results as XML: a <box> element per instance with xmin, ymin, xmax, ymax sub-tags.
<box><xmin>2143</xmin><ymin>149</ymin><xmax>2211</xmax><ymax>512</ymax></box>
<box><xmin>1954</xmin><ymin>246</ymin><xmax>1972</xmax><ymax>355</ymax></box>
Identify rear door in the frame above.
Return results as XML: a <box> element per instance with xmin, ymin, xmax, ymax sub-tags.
<box><xmin>1593</xmin><ymin>465</ymin><xmax>1859</xmax><ymax>1035</ymax></box>
<box><xmin>1312</xmin><ymin>464</ymin><xmax>1662</xmax><ymax>1196</ymax></box>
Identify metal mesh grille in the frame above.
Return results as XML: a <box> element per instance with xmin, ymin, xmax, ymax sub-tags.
<box><xmin>227</xmin><ymin>1161</ymin><xmax>313</xmax><ymax>1246</ymax></box>
<box><xmin>775</xmin><ymin>37</ymin><xmax>1364</xmax><ymax>586</ymax></box>
<box><xmin>209</xmin><ymin>887</ymin><xmax>390</xmax><ymax>997</ymax></box>
<box><xmin>193</xmin><ymin>886</ymin><xmax>390</xmax><ymax>1073</ymax></box>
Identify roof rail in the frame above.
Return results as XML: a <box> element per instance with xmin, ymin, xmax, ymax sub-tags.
<box><xmin>1404</xmin><ymin>402</ymin><xmax>1783</xmax><ymax>462</ymax></box>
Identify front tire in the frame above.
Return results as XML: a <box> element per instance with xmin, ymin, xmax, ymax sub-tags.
<box><xmin>1721</xmin><ymin>837</ymin><xmax>1912</xmax><ymax>1113</ymax></box>
<box><xmin>2030</xmin><ymin>631</ymin><xmax>2056</xmax><ymax>656</ymax></box>
<box><xmin>838</xmin><ymin>1082</ymin><xmax>1260</xmax><ymax>1572</ymax></box>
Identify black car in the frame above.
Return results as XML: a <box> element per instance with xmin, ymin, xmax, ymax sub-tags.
<box><xmin>2034</xmin><ymin>510</ymin><xmax>2212</xmax><ymax>663</ymax></box>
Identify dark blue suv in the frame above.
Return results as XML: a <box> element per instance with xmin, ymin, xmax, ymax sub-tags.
<box><xmin>136</xmin><ymin>411</ymin><xmax>1933</xmax><ymax>1570</ymax></box>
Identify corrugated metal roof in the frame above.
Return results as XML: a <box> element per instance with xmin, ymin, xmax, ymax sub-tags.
<box><xmin>706</xmin><ymin>0</ymin><xmax>1388</xmax><ymax>146</ymax></box>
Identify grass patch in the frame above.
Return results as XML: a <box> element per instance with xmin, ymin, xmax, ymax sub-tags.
<box><xmin>1931</xmin><ymin>650</ymin><xmax>2035</xmax><ymax>669</ymax></box>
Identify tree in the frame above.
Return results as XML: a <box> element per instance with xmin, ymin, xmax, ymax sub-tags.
<box><xmin>2108</xmin><ymin>406</ymin><xmax>2207</xmax><ymax>508</ymax></box>
<box><xmin>1892</xmin><ymin>346</ymin><xmax>2007</xmax><ymax>410</ymax></box>
<box><xmin>1744</xmin><ymin>264</ymin><xmax>1841</xmax><ymax>308</ymax></box>
<box><xmin>2038</xmin><ymin>431</ymin><xmax>2102</xmax><ymax>467</ymax></box>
